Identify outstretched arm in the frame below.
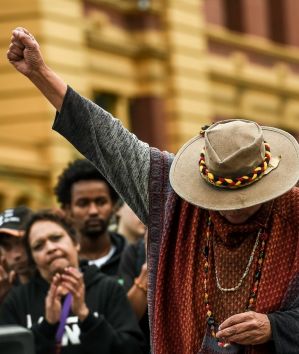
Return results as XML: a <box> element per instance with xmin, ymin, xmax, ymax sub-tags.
<box><xmin>7</xmin><ymin>27</ymin><xmax>67</xmax><ymax>112</ymax></box>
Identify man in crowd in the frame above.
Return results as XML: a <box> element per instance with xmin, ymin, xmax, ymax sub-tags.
<box><xmin>0</xmin><ymin>206</ymin><xmax>33</xmax><ymax>303</ymax></box>
<box><xmin>54</xmin><ymin>159</ymin><xmax>126</xmax><ymax>276</ymax></box>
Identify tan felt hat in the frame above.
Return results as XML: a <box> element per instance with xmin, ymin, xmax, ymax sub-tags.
<box><xmin>169</xmin><ymin>119</ymin><xmax>299</xmax><ymax>210</ymax></box>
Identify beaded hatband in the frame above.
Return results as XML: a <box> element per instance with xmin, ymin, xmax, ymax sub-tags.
<box><xmin>203</xmin><ymin>217</ymin><xmax>269</xmax><ymax>348</ymax></box>
<box><xmin>199</xmin><ymin>142</ymin><xmax>271</xmax><ymax>189</ymax></box>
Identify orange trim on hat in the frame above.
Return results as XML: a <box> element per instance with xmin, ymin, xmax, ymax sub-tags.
<box><xmin>0</xmin><ymin>228</ymin><xmax>24</xmax><ymax>237</ymax></box>
<box><xmin>198</xmin><ymin>142</ymin><xmax>272</xmax><ymax>189</ymax></box>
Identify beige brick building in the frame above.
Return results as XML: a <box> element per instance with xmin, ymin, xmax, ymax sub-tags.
<box><xmin>0</xmin><ymin>0</ymin><xmax>298</xmax><ymax>209</ymax></box>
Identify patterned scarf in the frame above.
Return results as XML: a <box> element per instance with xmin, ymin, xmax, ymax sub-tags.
<box><xmin>148</xmin><ymin>149</ymin><xmax>299</xmax><ymax>354</ymax></box>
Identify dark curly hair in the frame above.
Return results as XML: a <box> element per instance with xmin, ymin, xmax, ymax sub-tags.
<box><xmin>23</xmin><ymin>210</ymin><xmax>79</xmax><ymax>266</ymax></box>
<box><xmin>54</xmin><ymin>159</ymin><xmax>119</xmax><ymax>208</ymax></box>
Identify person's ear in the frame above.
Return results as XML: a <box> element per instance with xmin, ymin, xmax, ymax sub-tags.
<box><xmin>76</xmin><ymin>242</ymin><xmax>80</xmax><ymax>253</ymax></box>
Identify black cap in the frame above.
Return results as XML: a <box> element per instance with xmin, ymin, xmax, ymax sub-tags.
<box><xmin>0</xmin><ymin>206</ymin><xmax>32</xmax><ymax>237</ymax></box>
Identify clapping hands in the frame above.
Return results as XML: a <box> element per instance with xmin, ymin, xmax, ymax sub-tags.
<box><xmin>45</xmin><ymin>267</ymin><xmax>89</xmax><ymax>324</ymax></box>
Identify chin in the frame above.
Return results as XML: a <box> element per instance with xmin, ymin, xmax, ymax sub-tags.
<box><xmin>50</xmin><ymin>259</ymin><xmax>70</xmax><ymax>274</ymax></box>
<box><xmin>85</xmin><ymin>228</ymin><xmax>104</xmax><ymax>238</ymax></box>
<box><xmin>226</xmin><ymin>216</ymin><xmax>249</xmax><ymax>224</ymax></box>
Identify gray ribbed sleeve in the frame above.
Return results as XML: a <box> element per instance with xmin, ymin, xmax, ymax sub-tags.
<box><xmin>52</xmin><ymin>86</ymin><xmax>150</xmax><ymax>224</ymax></box>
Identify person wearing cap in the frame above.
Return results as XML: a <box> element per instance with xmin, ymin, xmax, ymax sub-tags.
<box><xmin>7</xmin><ymin>28</ymin><xmax>299</xmax><ymax>354</ymax></box>
<box><xmin>0</xmin><ymin>206</ymin><xmax>34</xmax><ymax>303</ymax></box>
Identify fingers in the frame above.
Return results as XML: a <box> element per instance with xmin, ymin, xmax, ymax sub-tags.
<box><xmin>217</xmin><ymin>321</ymin><xmax>252</xmax><ymax>340</ymax></box>
<box><xmin>217</xmin><ymin>312</ymin><xmax>254</xmax><ymax>338</ymax></box>
<box><xmin>217</xmin><ymin>312</ymin><xmax>271</xmax><ymax>345</ymax></box>
<box><xmin>46</xmin><ymin>274</ymin><xmax>64</xmax><ymax>324</ymax></box>
<box><xmin>8</xmin><ymin>270</ymin><xmax>16</xmax><ymax>284</ymax></box>
<box><xmin>7</xmin><ymin>28</ymin><xmax>35</xmax><ymax>63</ymax></box>
<box><xmin>0</xmin><ymin>265</ymin><xmax>8</xmax><ymax>280</ymax></box>
<box><xmin>7</xmin><ymin>43</ymin><xmax>24</xmax><ymax>60</ymax></box>
<box><xmin>64</xmin><ymin>267</ymin><xmax>82</xmax><ymax>280</ymax></box>
<box><xmin>48</xmin><ymin>274</ymin><xmax>64</xmax><ymax>301</ymax></box>
<box><xmin>60</xmin><ymin>268</ymin><xmax>84</xmax><ymax>298</ymax></box>
<box><xmin>12</xmin><ymin>28</ymin><xmax>36</xmax><ymax>46</ymax></box>
<box><xmin>11</xmin><ymin>36</ymin><xmax>25</xmax><ymax>50</ymax></box>
<box><xmin>60</xmin><ymin>278</ymin><xmax>78</xmax><ymax>296</ymax></box>
<box><xmin>47</xmin><ymin>279</ymin><xmax>59</xmax><ymax>304</ymax></box>
<box><xmin>219</xmin><ymin>312</ymin><xmax>254</xmax><ymax>330</ymax></box>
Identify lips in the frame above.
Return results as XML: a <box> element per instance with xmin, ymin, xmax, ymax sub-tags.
<box><xmin>47</xmin><ymin>254</ymin><xmax>65</xmax><ymax>265</ymax></box>
<box><xmin>85</xmin><ymin>219</ymin><xmax>103</xmax><ymax>227</ymax></box>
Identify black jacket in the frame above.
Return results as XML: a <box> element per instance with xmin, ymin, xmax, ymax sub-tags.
<box><xmin>100</xmin><ymin>232</ymin><xmax>126</xmax><ymax>276</ymax></box>
<box><xmin>118</xmin><ymin>240</ymin><xmax>150</xmax><ymax>353</ymax></box>
<box><xmin>0</xmin><ymin>264</ymin><xmax>145</xmax><ymax>354</ymax></box>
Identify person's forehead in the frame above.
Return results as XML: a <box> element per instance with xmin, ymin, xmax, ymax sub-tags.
<box><xmin>29</xmin><ymin>220</ymin><xmax>65</xmax><ymax>239</ymax></box>
<box><xmin>71</xmin><ymin>180</ymin><xmax>111</xmax><ymax>199</ymax></box>
<box><xmin>0</xmin><ymin>234</ymin><xmax>23</xmax><ymax>247</ymax></box>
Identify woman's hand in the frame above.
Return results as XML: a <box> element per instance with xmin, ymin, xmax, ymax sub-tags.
<box><xmin>216</xmin><ymin>311</ymin><xmax>272</xmax><ymax>345</ymax></box>
<box><xmin>61</xmin><ymin>267</ymin><xmax>89</xmax><ymax>322</ymax></box>
<box><xmin>45</xmin><ymin>273</ymin><xmax>64</xmax><ymax>324</ymax></box>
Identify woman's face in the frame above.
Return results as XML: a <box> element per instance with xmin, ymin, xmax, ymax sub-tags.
<box><xmin>28</xmin><ymin>220</ymin><xmax>79</xmax><ymax>282</ymax></box>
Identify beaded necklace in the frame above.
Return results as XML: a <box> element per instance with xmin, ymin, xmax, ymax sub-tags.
<box><xmin>213</xmin><ymin>229</ymin><xmax>262</xmax><ymax>293</ymax></box>
<box><xmin>203</xmin><ymin>217</ymin><xmax>269</xmax><ymax>348</ymax></box>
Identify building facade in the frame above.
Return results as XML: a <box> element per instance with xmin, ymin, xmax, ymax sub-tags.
<box><xmin>0</xmin><ymin>0</ymin><xmax>298</xmax><ymax>209</ymax></box>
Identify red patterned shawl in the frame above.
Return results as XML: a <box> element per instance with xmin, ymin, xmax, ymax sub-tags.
<box><xmin>148</xmin><ymin>148</ymin><xmax>299</xmax><ymax>354</ymax></box>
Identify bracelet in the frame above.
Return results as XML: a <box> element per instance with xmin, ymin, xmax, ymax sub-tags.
<box><xmin>134</xmin><ymin>278</ymin><xmax>147</xmax><ymax>295</ymax></box>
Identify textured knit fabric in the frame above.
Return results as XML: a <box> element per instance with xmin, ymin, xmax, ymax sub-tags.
<box><xmin>53</xmin><ymin>88</ymin><xmax>299</xmax><ymax>354</ymax></box>
<box><xmin>52</xmin><ymin>86</ymin><xmax>150</xmax><ymax>224</ymax></box>
<box><xmin>148</xmin><ymin>148</ymin><xmax>299</xmax><ymax>354</ymax></box>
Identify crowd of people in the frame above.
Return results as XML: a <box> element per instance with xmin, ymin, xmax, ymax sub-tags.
<box><xmin>0</xmin><ymin>26</ymin><xmax>298</xmax><ymax>354</ymax></box>
<box><xmin>0</xmin><ymin>158</ymin><xmax>149</xmax><ymax>353</ymax></box>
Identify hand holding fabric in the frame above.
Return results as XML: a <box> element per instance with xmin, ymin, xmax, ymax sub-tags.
<box><xmin>216</xmin><ymin>311</ymin><xmax>271</xmax><ymax>345</ymax></box>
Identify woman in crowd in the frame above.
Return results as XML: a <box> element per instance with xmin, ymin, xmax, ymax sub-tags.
<box><xmin>0</xmin><ymin>210</ymin><xmax>145</xmax><ymax>354</ymax></box>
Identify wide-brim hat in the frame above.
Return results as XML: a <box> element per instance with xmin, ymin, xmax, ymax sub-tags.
<box><xmin>170</xmin><ymin>119</ymin><xmax>299</xmax><ymax>210</ymax></box>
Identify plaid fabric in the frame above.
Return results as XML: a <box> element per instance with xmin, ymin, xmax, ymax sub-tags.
<box><xmin>148</xmin><ymin>148</ymin><xmax>299</xmax><ymax>354</ymax></box>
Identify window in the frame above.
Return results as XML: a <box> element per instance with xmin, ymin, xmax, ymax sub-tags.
<box><xmin>224</xmin><ymin>0</ymin><xmax>244</xmax><ymax>33</ymax></box>
<box><xmin>267</xmin><ymin>0</ymin><xmax>286</xmax><ymax>44</ymax></box>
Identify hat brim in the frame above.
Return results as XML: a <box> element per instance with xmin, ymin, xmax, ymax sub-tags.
<box><xmin>0</xmin><ymin>228</ymin><xmax>23</xmax><ymax>237</ymax></box>
<box><xmin>169</xmin><ymin>126</ymin><xmax>299</xmax><ymax>210</ymax></box>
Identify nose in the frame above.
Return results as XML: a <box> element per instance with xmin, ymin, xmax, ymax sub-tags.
<box><xmin>11</xmin><ymin>243</ymin><xmax>25</xmax><ymax>261</ymax></box>
<box><xmin>45</xmin><ymin>240</ymin><xmax>57</xmax><ymax>253</ymax></box>
<box><xmin>88</xmin><ymin>202</ymin><xmax>99</xmax><ymax>216</ymax></box>
<box><xmin>12</xmin><ymin>248</ymin><xmax>23</xmax><ymax>262</ymax></box>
